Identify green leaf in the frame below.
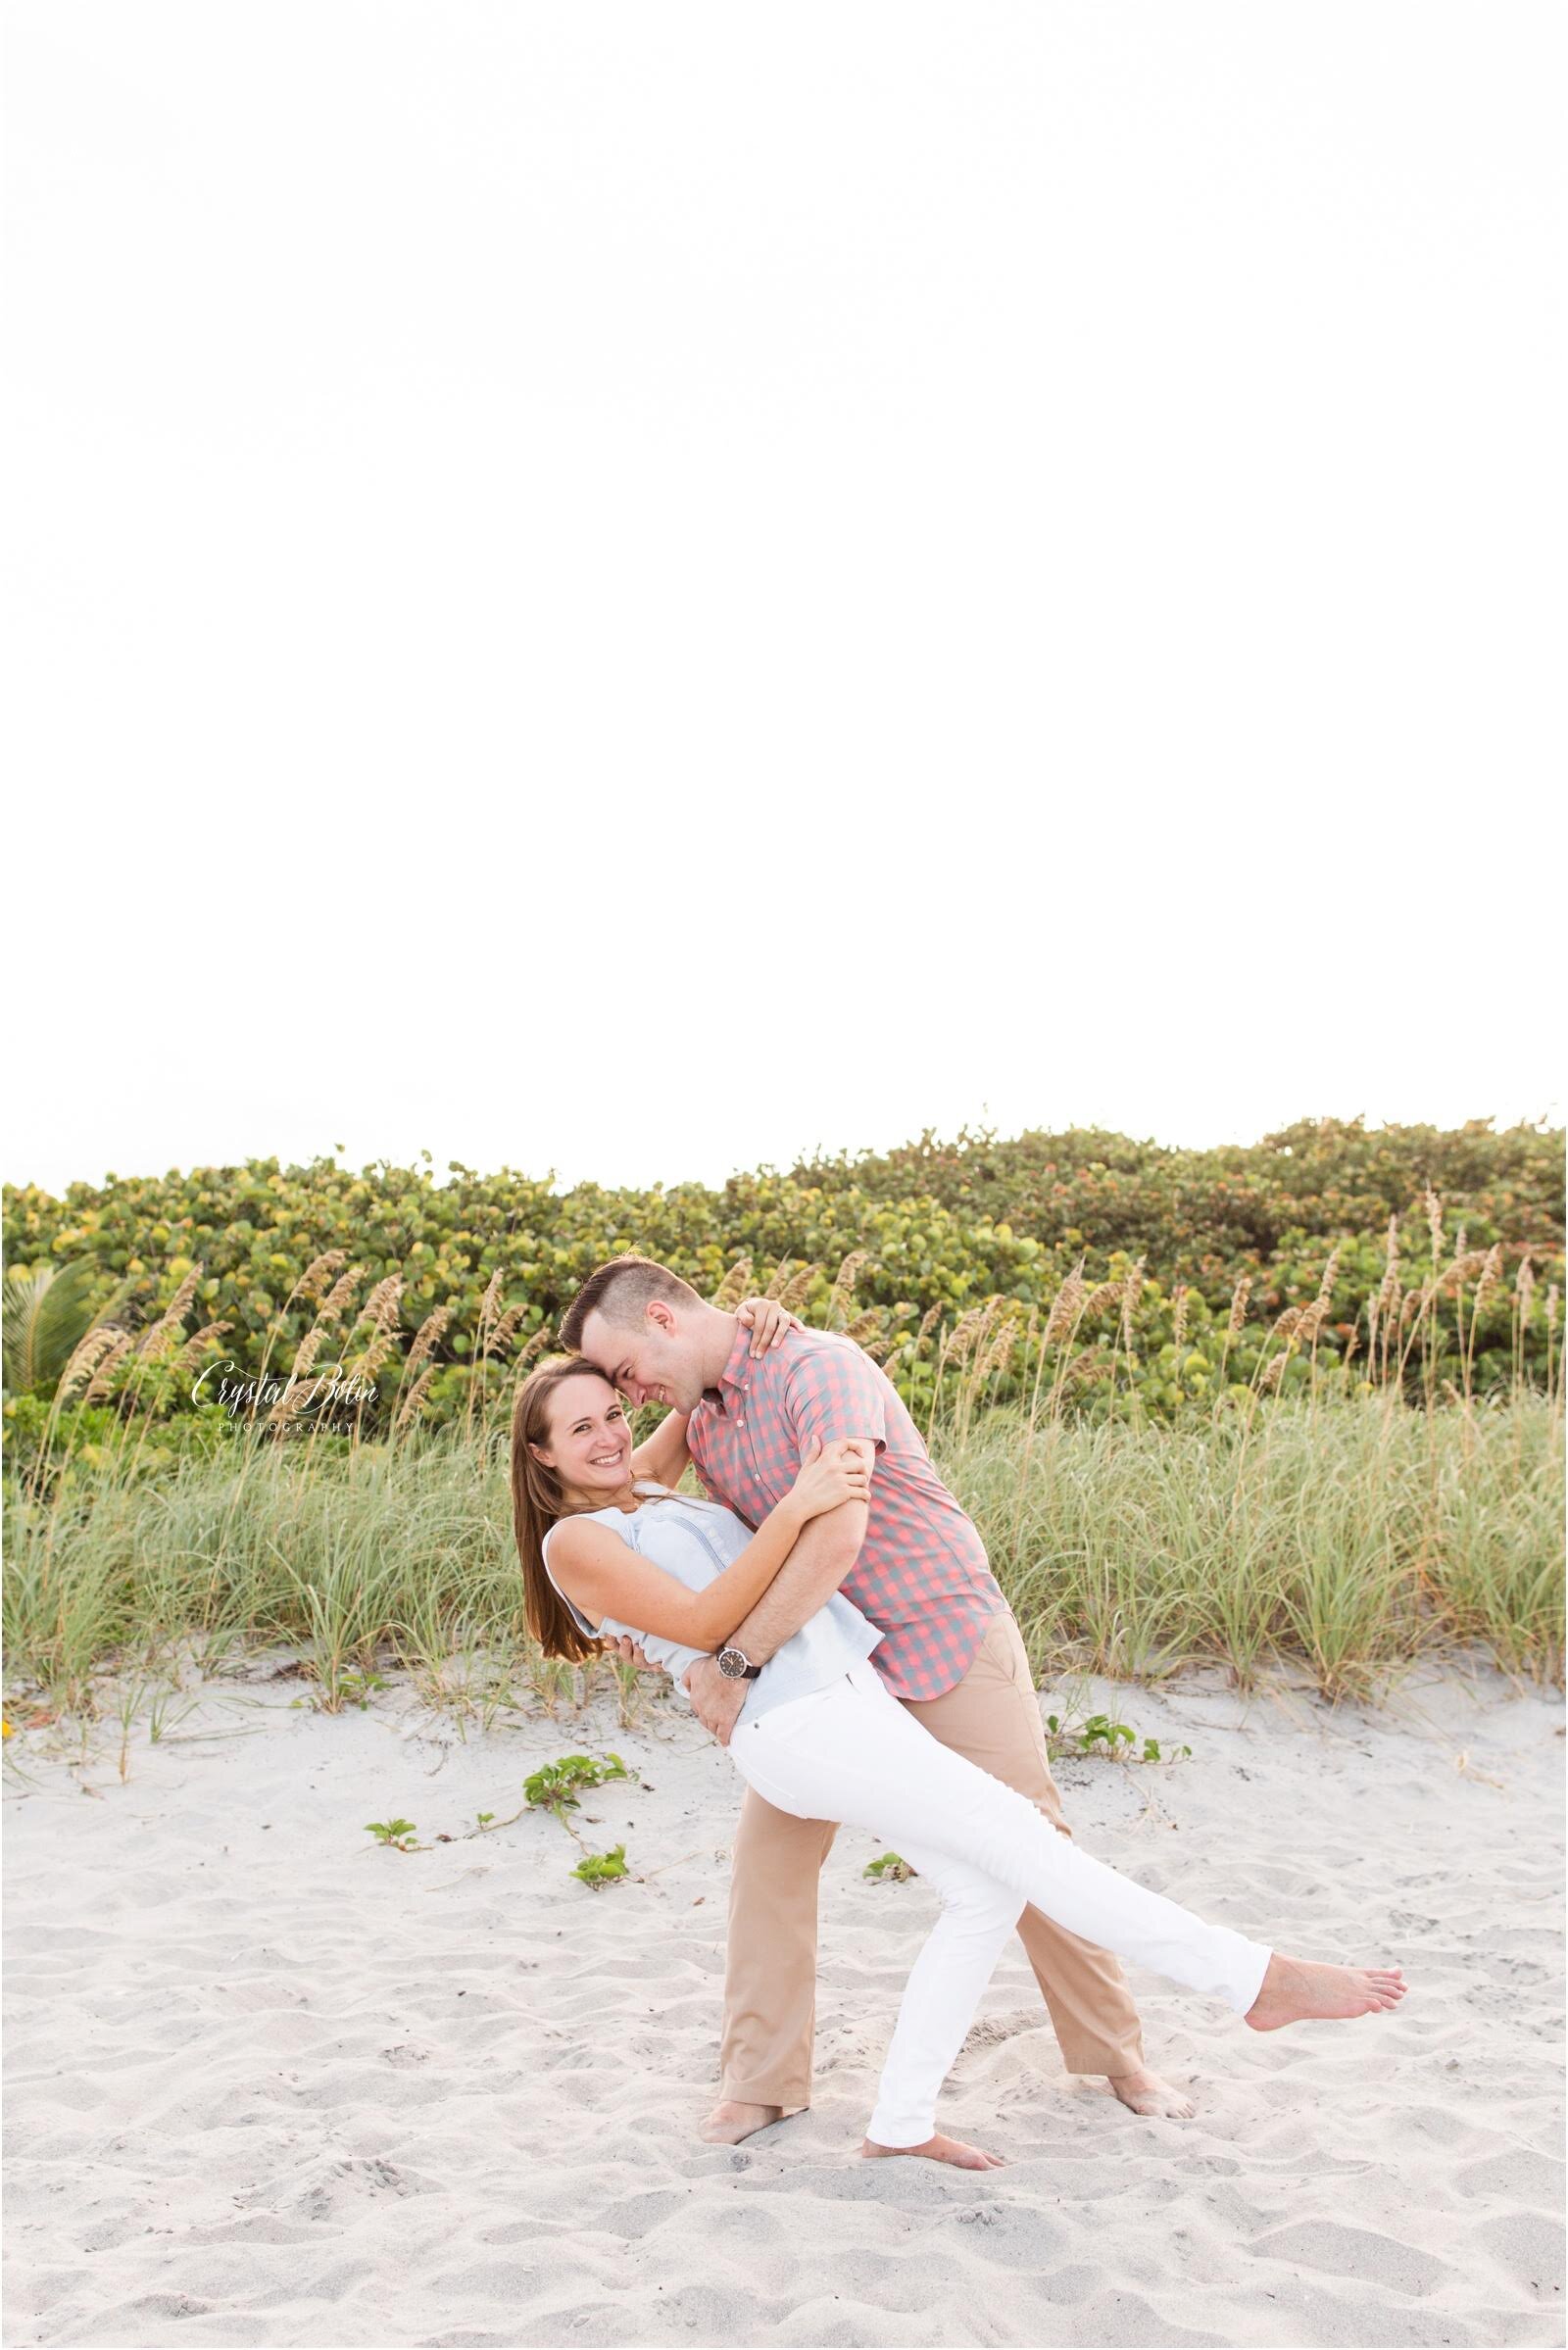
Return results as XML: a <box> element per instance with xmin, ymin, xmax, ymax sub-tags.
<box><xmin>572</xmin><ymin>1843</ymin><xmax>628</xmax><ymax>1889</ymax></box>
<box><xmin>863</xmin><ymin>1851</ymin><xmax>918</xmax><ymax>1882</ymax></box>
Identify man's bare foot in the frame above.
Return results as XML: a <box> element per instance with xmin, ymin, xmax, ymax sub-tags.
<box><xmin>1101</xmin><ymin>2065</ymin><xmax>1197</xmax><ymax>2120</ymax></box>
<box><xmin>1245</xmin><ymin>1953</ymin><xmax>1407</xmax><ymax>2032</ymax></box>
<box><xmin>699</xmin><ymin>2099</ymin><xmax>786</xmax><ymax>2144</ymax></box>
<box><xmin>861</xmin><ymin>2132</ymin><xmax>1005</xmax><ymax>2170</ymax></box>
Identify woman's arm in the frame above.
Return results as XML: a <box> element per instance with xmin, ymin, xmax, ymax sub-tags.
<box><xmin>628</xmin><ymin>1409</ymin><xmax>691</xmax><ymax>1490</ymax></box>
<box><xmin>549</xmin><ymin>1441</ymin><xmax>869</xmax><ymax>1653</ymax></box>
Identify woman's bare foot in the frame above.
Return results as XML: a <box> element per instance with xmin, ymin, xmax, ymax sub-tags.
<box><xmin>1245</xmin><ymin>1952</ymin><xmax>1407</xmax><ymax>2032</ymax></box>
<box><xmin>1102</xmin><ymin>2064</ymin><xmax>1197</xmax><ymax>2120</ymax></box>
<box><xmin>861</xmin><ymin>2131</ymin><xmax>1005</xmax><ymax>2170</ymax></box>
<box><xmin>699</xmin><ymin>2099</ymin><xmax>786</xmax><ymax>2144</ymax></box>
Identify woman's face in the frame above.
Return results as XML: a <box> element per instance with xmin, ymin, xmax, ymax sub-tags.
<box><xmin>533</xmin><ymin>1373</ymin><xmax>633</xmax><ymax>1504</ymax></box>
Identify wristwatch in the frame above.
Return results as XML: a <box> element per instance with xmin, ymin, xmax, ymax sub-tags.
<box><xmin>716</xmin><ymin>1645</ymin><xmax>761</xmax><ymax>1682</ymax></box>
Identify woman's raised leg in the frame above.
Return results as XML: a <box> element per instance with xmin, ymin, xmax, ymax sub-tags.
<box><xmin>732</xmin><ymin>1665</ymin><xmax>1405</xmax><ymax>2033</ymax></box>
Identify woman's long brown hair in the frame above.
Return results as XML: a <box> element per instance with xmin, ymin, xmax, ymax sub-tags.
<box><xmin>510</xmin><ymin>1353</ymin><xmax>622</xmax><ymax>1663</ymax></box>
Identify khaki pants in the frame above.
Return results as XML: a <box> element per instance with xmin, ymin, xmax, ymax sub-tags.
<box><xmin>720</xmin><ymin>1608</ymin><xmax>1147</xmax><ymax>2106</ymax></box>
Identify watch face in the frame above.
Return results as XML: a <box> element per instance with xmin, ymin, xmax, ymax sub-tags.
<box><xmin>717</xmin><ymin>1648</ymin><xmax>745</xmax><ymax>1680</ymax></box>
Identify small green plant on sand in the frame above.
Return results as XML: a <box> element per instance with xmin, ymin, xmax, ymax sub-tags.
<box><xmin>1047</xmin><ymin>1712</ymin><xmax>1191</xmax><ymax>1765</ymax></box>
<box><xmin>572</xmin><ymin>1843</ymin><xmax>628</xmax><ymax>1890</ymax></box>
<box><xmin>523</xmin><ymin>1752</ymin><xmax>635</xmax><ymax>1827</ymax></box>
<box><xmin>365</xmin><ymin>1816</ymin><xmax>419</xmax><ymax>1850</ymax></box>
<box><xmin>114</xmin><ymin>1676</ymin><xmax>154</xmax><ymax>1783</ymax></box>
<box><xmin>864</xmin><ymin>1851</ymin><xmax>918</xmax><ymax>1882</ymax></box>
<box><xmin>337</xmin><ymin>1670</ymin><xmax>389</xmax><ymax>1710</ymax></box>
<box><xmin>145</xmin><ymin>1681</ymin><xmax>203</xmax><ymax>1744</ymax></box>
<box><xmin>290</xmin><ymin>1667</ymin><xmax>389</xmax><ymax>1715</ymax></box>
<box><xmin>524</xmin><ymin>1751</ymin><xmax>640</xmax><ymax>1879</ymax></box>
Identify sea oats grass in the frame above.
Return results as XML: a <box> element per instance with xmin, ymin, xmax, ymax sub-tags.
<box><xmin>937</xmin><ymin>1393</ymin><xmax>1562</xmax><ymax>1700</ymax></box>
<box><xmin>4</xmin><ymin>1391</ymin><xmax>1558</xmax><ymax>1722</ymax></box>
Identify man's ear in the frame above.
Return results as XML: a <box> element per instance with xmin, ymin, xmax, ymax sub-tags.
<box><xmin>646</xmin><ymin>1298</ymin><xmax>677</xmax><ymax>1337</ymax></box>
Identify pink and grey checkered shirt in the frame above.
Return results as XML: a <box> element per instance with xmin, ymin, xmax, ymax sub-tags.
<box><xmin>684</xmin><ymin>1322</ymin><xmax>1005</xmax><ymax>1701</ymax></box>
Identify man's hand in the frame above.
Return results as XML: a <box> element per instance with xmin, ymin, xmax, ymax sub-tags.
<box><xmin>683</xmin><ymin>1653</ymin><xmax>748</xmax><ymax>1746</ymax></box>
<box><xmin>604</xmin><ymin>1635</ymin><xmax>663</xmax><ymax>1676</ymax></box>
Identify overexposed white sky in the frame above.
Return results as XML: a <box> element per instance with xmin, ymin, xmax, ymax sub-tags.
<box><xmin>5</xmin><ymin>3</ymin><xmax>1562</xmax><ymax>1201</ymax></box>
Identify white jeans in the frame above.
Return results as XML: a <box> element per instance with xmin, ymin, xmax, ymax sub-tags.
<box><xmin>730</xmin><ymin>1658</ymin><xmax>1272</xmax><ymax>2148</ymax></box>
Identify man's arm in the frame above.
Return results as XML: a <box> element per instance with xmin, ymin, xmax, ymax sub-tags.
<box><xmin>683</xmin><ymin>1470</ymin><xmax>871</xmax><ymax>1742</ymax></box>
<box><xmin>719</xmin><ymin>1492</ymin><xmax>868</xmax><ymax>1663</ymax></box>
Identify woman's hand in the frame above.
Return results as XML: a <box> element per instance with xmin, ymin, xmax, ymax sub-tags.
<box><xmin>736</xmin><ymin>1297</ymin><xmax>806</xmax><ymax>1356</ymax></box>
<box><xmin>789</xmin><ymin>1434</ymin><xmax>873</xmax><ymax>1520</ymax></box>
<box><xmin>603</xmin><ymin>1634</ymin><xmax>663</xmax><ymax>1676</ymax></box>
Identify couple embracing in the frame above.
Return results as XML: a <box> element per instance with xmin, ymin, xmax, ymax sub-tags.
<box><xmin>510</xmin><ymin>1255</ymin><xmax>1405</xmax><ymax>2169</ymax></box>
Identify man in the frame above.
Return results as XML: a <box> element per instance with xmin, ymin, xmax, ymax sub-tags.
<box><xmin>561</xmin><ymin>1254</ymin><xmax>1194</xmax><ymax>2142</ymax></box>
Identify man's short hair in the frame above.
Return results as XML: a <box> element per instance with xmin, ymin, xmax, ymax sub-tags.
<box><xmin>560</xmin><ymin>1255</ymin><xmax>703</xmax><ymax>1351</ymax></box>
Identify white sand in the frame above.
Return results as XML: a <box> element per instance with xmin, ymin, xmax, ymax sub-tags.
<box><xmin>3</xmin><ymin>1652</ymin><xmax>1563</xmax><ymax>2350</ymax></box>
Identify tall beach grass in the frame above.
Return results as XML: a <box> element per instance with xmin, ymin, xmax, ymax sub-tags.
<box><xmin>4</xmin><ymin>1393</ymin><xmax>1559</xmax><ymax>1723</ymax></box>
<box><xmin>4</xmin><ymin>1224</ymin><xmax>1562</xmax><ymax>1722</ymax></box>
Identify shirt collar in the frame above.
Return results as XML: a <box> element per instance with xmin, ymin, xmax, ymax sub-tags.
<box><xmin>712</xmin><ymin>1317</ymin><xmax>755</xmax><ymax>1405</ymax></box>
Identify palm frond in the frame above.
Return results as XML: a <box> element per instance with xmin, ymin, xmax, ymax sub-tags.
<box><xmin>2</xmin><ymin>1259</ymin><xmax>137</xmax><ymax>1394</ymax></box>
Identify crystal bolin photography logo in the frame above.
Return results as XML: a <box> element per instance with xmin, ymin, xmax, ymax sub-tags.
<box><xmin>191</xmin><ymin>1359</ymin><xmax>378</xmax><ymax>1423</ymax></box>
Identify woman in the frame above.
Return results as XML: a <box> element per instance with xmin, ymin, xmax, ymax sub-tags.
<box><xmin>512</xmin><ymin>1352</ymin><xmax>1406</xmax><ymax>2170</ymax></box>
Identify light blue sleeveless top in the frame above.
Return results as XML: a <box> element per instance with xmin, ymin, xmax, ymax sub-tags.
<box><xmin>540</xmin><ymin>1482</ymin><xmax>882</xmax><ymax>1730</ymax></box>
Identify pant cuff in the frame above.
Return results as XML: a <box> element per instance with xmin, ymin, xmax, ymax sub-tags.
<box><xmin>719</xmin><ymin>2076</ymin><xmax>811</xmax><ymax>2110</ymax></box>
<box><xmin>1060</xmin><ymin>2041</ymin><xmax>1147</xmax><ymax>2078</ymax></box>
<box><xmin>866</xmin><ymin>2112</ymin><xmax>933</xmax><ymax>2148</ymax></box>
<box><xmin>1229</xmin><ymin>1940</ymin><xmax>1273</xmax><ymax>2017</ymax></box>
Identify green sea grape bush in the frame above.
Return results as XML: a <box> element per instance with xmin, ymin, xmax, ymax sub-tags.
<box><xmin>3</xmin><ymin>1118</ymin><xmax>1559</xmax><ymax>1445</ymax></box>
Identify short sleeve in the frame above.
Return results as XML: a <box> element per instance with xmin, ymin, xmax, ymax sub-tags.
<box><xmin>783</xmin><ymin>1340</ymin><xmax>889</xmax><ymax>1457</ymax></box>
